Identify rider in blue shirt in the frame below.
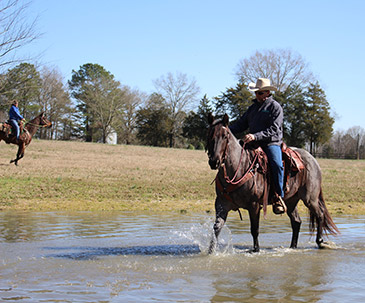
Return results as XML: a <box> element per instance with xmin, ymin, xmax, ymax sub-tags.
<box><xmin>8</xmin><ymin>100</ymin><xmax>25</xmax><ymax>141</ymax></box>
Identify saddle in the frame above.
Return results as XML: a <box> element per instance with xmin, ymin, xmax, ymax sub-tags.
<box><xmin>0</xmin><ymin>121</ymin><xmax>24</xmax><ymax>138</ymax></box>
<box><xmin>0</xmin><ymin>122</ymin><xmax>12</xmax><ymax>136</ymax></box>
<box><xmin>281</xmin><ymin>142</ymin><xmax>305</xmax><ymax>172</ymax></box>
<box><xmin>247</xmin><ymin>142</ymin><xmax>305</xmax><ymax>201</ymax></box>
<box><xmin>246</xmin><ymin>142</ymin><xmax>305</xmax><ymax>178</ymax></box>
<box><xmin>281</xmin><ymin>143</ymin><xmax>305</xmax><ymax>193</ymax></box>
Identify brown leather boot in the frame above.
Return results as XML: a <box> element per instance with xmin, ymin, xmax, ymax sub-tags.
<box><xmin>273</xmin><ymin>196</ymin><xmax>287</xmax><ymax>215</ymax></box>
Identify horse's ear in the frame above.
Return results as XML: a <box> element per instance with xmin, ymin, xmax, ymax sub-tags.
<box><xmin>222</xmin><ymin>114</ymin><xmax>229</xmax><ymax>126</ymax></box>
<box><xmin>207</xmin><ymin>113</ymin><xmax>214</xmax><ymax>125</ymax></box>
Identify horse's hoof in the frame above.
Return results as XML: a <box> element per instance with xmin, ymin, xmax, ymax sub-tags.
<box><xmin>318</xmin><ymin>241</ymin><xmax>337</xmax><ymax>249</ymax></box>
<box><xmin>249</xmin><ymin>247</ymin><xmax>260</xmax><ymax>253</ymax></box>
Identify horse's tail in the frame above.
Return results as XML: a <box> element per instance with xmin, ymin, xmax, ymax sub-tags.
<box><xmin>310</xmin><ymin>188</ymin><xmax>340</xmax><ymax>235</ymax></box>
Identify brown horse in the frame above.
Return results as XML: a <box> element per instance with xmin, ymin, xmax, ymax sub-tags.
<box><xmin>0</xmin><ymin>112</ymin><xmax>52</xmax><ymax>165</ymax></box>
<box><xmin>207</xmin><ymin>113</ymin><xmax>339</xmax><ymax>253</ymax></box>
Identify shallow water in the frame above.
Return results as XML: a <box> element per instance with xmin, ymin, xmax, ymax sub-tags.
<box><xmin>0</xmin><ymin>211</ymin><xmax>364</xmax><ymax>302</ymax></box>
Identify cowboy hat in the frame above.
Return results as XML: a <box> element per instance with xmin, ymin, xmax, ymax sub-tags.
<box><xmin>248</xmin><ymin>78</ymin><xmax>277</xmax><ymax>92</ymax></box>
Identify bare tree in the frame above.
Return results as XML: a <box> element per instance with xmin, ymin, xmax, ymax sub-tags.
<box><xmin>153</xmin><ymin>71</ymin><xmax>200</xmax><ymax>147</ymax></box>
<box><xmin>0</xmin><ymin>0</ymin><xmax>39</xmax><ymax>71</ymax></box>
<box><xmin>320</xmin><ymin>126</ymin><xmax>365</xmax><ymax>159</ymax></box>
<box><xmin>83</xmin><ymin>74</ymin><xmax>126</xmax><ymax>143</ymax></box>
<box><xmin>118</xmin><ymin>87</ymin><xmax>145</xmax><ymax>144</ymax></box>
<box><xmin>347</xmin><ymin>126</ymin><xmax>365</xmax><ymax>159</ymax></box>
<box><xmin>38</xmin><ymin>66</ymin><xmax>72</xmax><ymax>139</ymax></box>
<box><xmin>235</xmin><ymin>48</ymin><xmax>314</xmax><ymax>92</ymax></box>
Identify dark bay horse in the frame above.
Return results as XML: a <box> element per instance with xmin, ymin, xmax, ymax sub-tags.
<box><xmin>0</xmin><ymin>112</ymin><xmax>52</xmax><ymax>165</ymax></box>
<box><xmin>207</xmin><ymin>113</ymin><xmax>338</xmax><ymax>253</ymax></box>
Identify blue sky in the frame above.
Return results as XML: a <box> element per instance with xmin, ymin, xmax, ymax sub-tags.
<box><xmin>23</xmin><ymin>0</ymin><xmax>365</xmax><ymax>131</ymax></box>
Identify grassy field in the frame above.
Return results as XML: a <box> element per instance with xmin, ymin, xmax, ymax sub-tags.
<box><xmin>0</xmin><ymin>140</ymin><xmax>364</xmax><ymax>215</ymax></box>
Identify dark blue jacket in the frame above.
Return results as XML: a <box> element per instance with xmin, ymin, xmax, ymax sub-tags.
<box><xmin>229</xmin><ymin>96</ymin><xmax>283</xmax><ymax>146</ymax></box>
<box><xmin>9</xmin><ymin>105</ymin><xmax>24</xmax><ymax>121</ymax></box>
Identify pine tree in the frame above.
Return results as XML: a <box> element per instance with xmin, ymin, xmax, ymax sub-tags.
<box><xmin>1</xmin><ymin>63</ymin><xmax>42</xmax><ymax>118</ymax></box>
<box><xmin>182</xmin><ymin>94</ymin><xmax>213</xmax><ymax>148</ymax></box>
<box><xmin>276</xmin><ymin>85</ymin><xmax>307</xmax><ymax>147</ymax></box>
<box><xmin>136</xmin><ymin>93</ymin><xmax>173</xmax><ymax>147</ymax></box>
<box><xmin>214</xmin><ymin>82</ymin><xmax>252</xmax><ymax>121</ymax></box>
<box><xmin>303</xmin><ymin>82</ymin><xmax>334</xmax><ymax>154</ymax></box>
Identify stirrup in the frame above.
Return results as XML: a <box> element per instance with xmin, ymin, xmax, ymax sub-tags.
<box><xmin>273</xmin><ymin>196</ymin><xmax>287</xmax><ymax>215</ymax></box>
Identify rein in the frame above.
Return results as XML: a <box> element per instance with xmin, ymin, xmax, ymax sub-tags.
<box><xmin>25</xmin><ymin>121</ymin><xmax>49</xmax><ymax>128</ymax></box>
<box><xmin>222</xmin><ymin>139</ymin><xmax>259</xmax><ymax>186</ymax></box>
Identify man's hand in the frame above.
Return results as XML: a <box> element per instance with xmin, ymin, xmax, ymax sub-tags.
<box><xmin>243</xmin><ymin>133</ymin><xmax>255</xmax><ymax>143</ymax></box>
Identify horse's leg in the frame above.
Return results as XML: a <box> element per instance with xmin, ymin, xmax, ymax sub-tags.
<box><xmin>18</xmin><ymin>145</ymin><xmax>25</xmax><ymax>161</ymax></box>
<box><xmin>208</xmin><ymin>199</ymin><xmax>228</xmax><ymax>254</ymax></box>
<box><xmin>313</xmin><ymin>208</ymin><xmax>325</xmax><ymax>248</ymax></box>
<box><xmin>10</xmin><ymin>144</ymin><xmax>24</xmax><ymax>166</ymax></box>
<box><xmin>248</xmin><ymin>203</ymin><xmax>261</xmax><ymax>252</ymax></box>
<box><xmin>304</xmin><ymin>193</ymin><xmax>325</xmax><ymax>248</ymax></box>
<box><xmin>285</xmin><ymin>196</ymin><xmax>302</xmax><ymax>248</ymax></box>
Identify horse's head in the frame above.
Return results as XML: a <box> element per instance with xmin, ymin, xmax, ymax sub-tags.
<box><xmin>39</xmin><ymin>112</ymin><xmax>52</xmax><ymax>128</ymax></box>
<box><xmin>206</xmin><ymin>113</ymin><xmax>230</xmax><ymax>170</ymax></box>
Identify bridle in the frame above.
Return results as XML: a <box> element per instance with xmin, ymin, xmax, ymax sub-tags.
<box><xmin>24</xmin><ymin>117</ymin><xmax>51</xmax><ymax>128</ymax></box>
<box><xmin>208</xmin><ymin>122</ymin><xmax>258</xmax><ymax>184</ymax></box>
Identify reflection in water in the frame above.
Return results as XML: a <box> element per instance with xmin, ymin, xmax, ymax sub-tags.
<box><xmin>0</xmin><ymin>212</ymin><xmax>364</xmax><ymax>302</ymax></box>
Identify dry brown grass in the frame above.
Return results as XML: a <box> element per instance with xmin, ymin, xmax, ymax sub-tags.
<box><xmin>0</xmin><ymin>140</ymin><xmax>364</xmax><ymax>214</ymax></box>
<box><xmin>0</xmin><ymin>140</ymin><xmax>217</xmax><ymax>212</ymax></box>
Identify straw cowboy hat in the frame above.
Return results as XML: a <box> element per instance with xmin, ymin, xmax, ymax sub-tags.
<box><xmin>248</xmin><ymin>78</ymin><xmax>277</xmax><ymax>92</ymax></box>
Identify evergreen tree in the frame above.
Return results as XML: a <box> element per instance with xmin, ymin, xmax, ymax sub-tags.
<box><xmin>68</xmin><ymin>63</ymin><xmax>124</xmax><ymax>142</ymax></box>
<box><xmin>136</xmin><ymin>93</ymin><xmax>172</xmax><ymax>147</ymax></box>
<box><xmin>214</xmin><ymin>82</ymin><xmax>252</xmax><ymax>121</ymax></box>
<box><xmin>276</xmin><ymin>85</ymin><xmax>307</xmax><ymax>147</ymax></box>
<box><xmin>182</xmin><ymin>94</ymin><xmax>213</xmax><ymax>148</ymax></box>
<box><xmin>303</xmin><ymin>82</ymin><xmax>334</xmax><ymax>154</ymax></box>
<box><xmin>1</xmin><ymin>63</ymin><xmax>42</xmax><ymax>118</ymax></box>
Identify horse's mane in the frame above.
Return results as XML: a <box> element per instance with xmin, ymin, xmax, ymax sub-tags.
<box><xmin>210</xmin><ymin>116</ymin><xmax>225</xmax><ymax>127</ymax></box>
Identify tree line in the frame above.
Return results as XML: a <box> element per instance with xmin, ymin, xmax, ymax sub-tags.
<box><xmin>0</xmin><ymin>2</ymin><xmax>363</xmax><ymax>159</ymax></box>
<box><xmin>0</xmin><ymin>57</ymin><xmax>363</xmax><ymax>159</ymax></box>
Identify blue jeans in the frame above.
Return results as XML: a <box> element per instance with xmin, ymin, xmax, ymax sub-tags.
<box><xmin>263</xmin><ymin>145</ymin><xmax>284</xmax><ymax>197</ymax></box>
<box><xmin>9</xmin><ymin>119</ymin><xmax>20</xmax><ymax>139</ymax></box>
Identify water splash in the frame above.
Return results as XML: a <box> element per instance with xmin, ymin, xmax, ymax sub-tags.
<box><xmin>171</xmin><ymin>218</ymin><xmax>236</xmax><ymax>255</ymax></box>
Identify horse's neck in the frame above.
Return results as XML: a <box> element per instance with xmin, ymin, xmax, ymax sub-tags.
<box><xmin>224</xmin><ymin>133</ymin><xmax>248</xmax><ymax>174</ymax></box>
<box><xmin>25</xmin><ymin>118</ymin><xmax>39</xmax><ymax>136</ymax></box>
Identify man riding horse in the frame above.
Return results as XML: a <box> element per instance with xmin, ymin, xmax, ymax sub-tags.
<box><xmin>0</xmin><ymin>107</ymin><xmax>52</xmax><ymax>165</ymax></box>
<box><xmin>229</xmin><ymin>78</ymin><xmax>286</xmax><ymax>215</ymax></box>
<box><xmin>8</xmin><ymin>100</ymin><xmax>25</xmax><ymax>143</ymax></box>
